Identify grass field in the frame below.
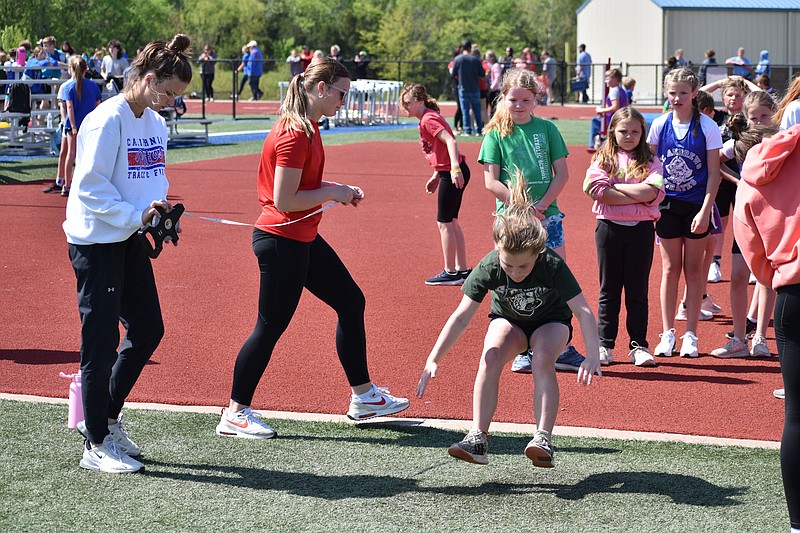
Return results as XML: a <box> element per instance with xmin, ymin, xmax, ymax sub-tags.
<box><xmin>0</xmin><ymin>400</ymin><xmax>787</xmax><ymax>532</ymax></box>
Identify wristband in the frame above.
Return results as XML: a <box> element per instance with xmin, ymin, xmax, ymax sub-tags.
<box><xmin>451</xmin><ymin>168</ymin><xmax>462</xmax><ymax>174</ymax></box>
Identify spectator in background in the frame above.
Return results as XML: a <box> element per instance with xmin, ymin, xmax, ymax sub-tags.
<box><xmin>757</xmin><ymin>74</ymin><xmax>776</xmax><ymax>97</ymax></box>
<box><xmin>622</xmin><ymin>76</ymin><xmax>636</xmax><ymax>104</ymax></box>
<box><xmin>41</xmin><ymin>36</ymin><xmax>66</xmax><ymax>82</ymax></box>
<box><xmin>329</xmin><ymin>44</ymin><xmax>343</xmax><ymax>63</ymax></box>
<box><xmin>101</xmin><ymin>40</ymin><xmax>128</xmax><ymax>93</ymax></box>
<box><xmin>246</xmin><ymin>40</ymin><xmax>263</xmax><ymax>100</ymax></box>
<box><xmin>576</xmin><ymin>43</ymin><xmax>592</xmax><ymax>103</ymax></box>
<box><xmin>698</xmin><ymin>49</ymin><xmax>717</xmax><ymax>87</ymax></box>
<box><xmin>755</xmin><ymin>50</ymin><xmax>771</xmax><ymax>77</ymax></box>
<box><xmin>61</xmin><ymin>41</ymin><xmax>76</xmax><ymax>59</ymax></box>
<box><xmin>448</xmin><ymin>47</ymin><xmax>464</xmax><ymax>133</ymax></box>
<box><xmin>675</xmin><ymin>48</ymin><xmax>687</xmax><ymax>67</ymax></box>
<box><xmin>299</xmin><ymin>45</ymin><xmax>313</xmax><ymax>72</ymax></box>
<box><xmin>541</xmin><ymin>50</ymin><xmax>557</xmax><ymax>105</ymax></box>
<box><xmin>486</xmin><ymin>50</ymin><xmax>502</xmax><ymax>117</ymax></box>
<box><xmin>472</xmin><ymin>44</ymin><xmax>490</xmax><ymax>125</ymax></box>
<box><xmin>198</xmin><ymin>44</ymin><xmax>217</xmax><ymax>101</ymax></box>
<box><xmin>726</xmin><ymin>47</ymin><xmax>753</xmax><ymax>80</ymax></box>
<box><xmin>502</xmin><ymin>47</ymin><xmax>514</xmax><ymax>71</ymax></box>
<box><xmin>287</xmin><ymin>49</ymin><xmax>303</xmax><ymax>77</ymax></box>
<box><xmin>521</xmin><ymin>47</ymin><xmax>538</xmax><ymax>73</ymax></box>
<box><xmin>451</xmin><ymin>39</ymin><xmax>483</xmax><ymax>136</ymax></box>
<box><xmin>236</xmin><ymin>45</ymin><xmax>250</xmax><ymax>100</ymax></box>
<box><xmin>354</xmin><ymin>50</ymin><xmax>370</xmax><ymax>79</ymax></box>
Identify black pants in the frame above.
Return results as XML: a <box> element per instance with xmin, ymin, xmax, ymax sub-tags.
<box><xmin>230</xmin><ymin>231</ymin><xmax>369</xmax><ymax>406</ymax></box>
<box><xmin>775</xmin><ymin>284</ymin><xmax>800</xmax><ymax>529</ymax></box>
<box><xmin>249</xmin><ymin>75</ymin><xmax>262</xmax><ymax>100</ymax></box>
<box><xmin>68</xmin><ymin>235</ymin><xmax>164</xmax><ymax>445</ymax></box>
<box><xmin>201</xmin><ymin>73</ymin><xmax>214</xmax><ymax>99</ymax></box>
<box><xmin>237</xmin><ymin>74</ymin><xmax>249</xmax><ymax>96</ymax></box>
<box><xmin>595</xmin><ymin>220</ymin><xmax>655</xmax><ymax>349</ymax></box>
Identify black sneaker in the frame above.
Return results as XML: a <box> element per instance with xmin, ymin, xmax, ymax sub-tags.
<box><xmin>554</xmin><ymin>345</ymin><xmax>585</xmax><ymax>371</ymax></box>
<box><xmin>447</xmin><ymin>429</ymin><xmax>489</xmax><ymax>465</ymax></box>
<box><xmin>726</xmin><ymin>318</ymin><xmax>757</xmax><ymax>340</ymax></box>
<box><xmin>425</xmin><ymin>270</ymin><xmax>463</xmax><ymax>286</ymax></box>
<box><xmin>42</xmin><ymin>182</ymin><xmax>63</xmax><ymax>194</ymax></box>
<box><xmin>458</xmin><ymin>269</ymin><xmax>472</xmax><ymax>281</ymax></box>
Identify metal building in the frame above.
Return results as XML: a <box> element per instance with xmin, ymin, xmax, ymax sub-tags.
<box><xmin>576</xmin><ymin>0</ymin><xmax>800</xmax><ymax>103</ymax></box>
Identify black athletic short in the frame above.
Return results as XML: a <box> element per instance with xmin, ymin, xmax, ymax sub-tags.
<box><xmin>436</xmin><ymin>160</ymin><xmax>470</xmax><ymax>223</ymax></box>
<box><xmin>715</xmin><ymin>178</ymin><xmax>737</xmax><ymax>217</ymax></box>
<box><xmin>488</xmin><ymin>313</ymin><xmax>573</xmax><ymax>347</ymax></box>
<box><xmin>656</xmin><ymin>197</ymin><xmax>710</xmax><ymax>240</ymax></box>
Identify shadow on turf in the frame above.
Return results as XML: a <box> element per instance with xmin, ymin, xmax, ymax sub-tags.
<box><xmin>142</xmin><ymin>459</ymin><xmax>744</xmax><ymax>506</ymax></box>
<box><xmin>271</xmin><ymin>423</ymin><xmax>621</xmax><ymax>458</ymax></box>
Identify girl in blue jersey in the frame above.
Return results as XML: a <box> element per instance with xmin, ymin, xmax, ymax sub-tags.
<box><xmin>647</xmin><ymin>68</ymin><xmax>722</xmax><ymax>358</ymax></box>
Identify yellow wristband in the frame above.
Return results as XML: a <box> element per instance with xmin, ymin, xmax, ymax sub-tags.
<box><xmin>451</xmin><ymin>168</ymin><xmax>462</xmax><ymax>174</ymax></box>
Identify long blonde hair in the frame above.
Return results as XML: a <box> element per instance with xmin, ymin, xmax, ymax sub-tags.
<box><xmin>279</xmin><ymin>58</ymin><xmax>350</xmax><ymax>138</ymax></box>
<box><xmin>484</xmin><ymin>69</ymin><xmax>541</xmax><ymax>137</ymax></box>
<box><xmin>775</xmin><ymin>74</ymin><xmax>800</xmax><ymax>126</ymax></box>
<box><xmin>68</xmin><ymin>55</ymin><xmax>86</xmax><ymax>101</ymax></box>
<box><xmin>493</xmin><ymin>168</ymin><xmax>547</xmax><ymax>256</ymax></box>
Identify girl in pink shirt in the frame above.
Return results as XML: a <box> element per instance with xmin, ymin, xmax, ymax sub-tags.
<box><xmin>401</xmin><ymin>83</ymin><xmax>471</xmax><ymax>286</ymax></box>
<box><xmin>584</xmin><ymin>107</ymin><xmax>665</xmax><ymax>366</ymax></box>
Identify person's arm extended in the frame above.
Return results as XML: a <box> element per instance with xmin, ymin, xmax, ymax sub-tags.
<box><xmin>274</xmin><ymin>166</ymin><xmax>362</xmax><ymax>212</ymax></box>
<box><xmin>566</xmin><ymin>292</ymin><xmax>601</xmax><ymax>386</ymax></box>
<box><xmin>692</xmin><ymin>149</ymin><xmax>721</xmax><ymax>234</ymax></box>
<box><xmin>416</xmin><ymin>294</ymin><xmax>481</xmax><ymax>397</ymax></box>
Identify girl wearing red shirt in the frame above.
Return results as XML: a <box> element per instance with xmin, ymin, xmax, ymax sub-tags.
<box><xmin>216</xmin><ymin>59</ymin><xmax>409</xmax><ymax>439</ymax></box>
<box><xmin>401</xmin><ymin>83</ymin><xmax>471</xmax><ymax>286</ymax></box>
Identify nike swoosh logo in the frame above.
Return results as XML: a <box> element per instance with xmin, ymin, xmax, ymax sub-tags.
<box><xmin>227</xmin><ymin>418</ymin><xmax>248</xmax><ymax>429</ymax></box>
<box><xmin>362</xmin><ymin>397</ymin><xmax>387</xmax><ymax>406</ymax></box>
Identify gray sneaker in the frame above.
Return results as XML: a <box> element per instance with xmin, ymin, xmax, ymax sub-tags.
<box><xmin>448</xmin><ymin>429</ymin><xmax>489</xmax><ymax>465</ymax></box>
<box><xmin>76</xmin><ymin>413</ymin><xmax>141</xmax><ymax>457</ymax></box>
<box><xmin>524</xmin><ymin>430</ymin><xmax>555</xmax><ymax>468</ymax></box>
<box><xmin>79</xmin><ymin>434</ymin><xmax>143</xmax><ymax>474</ymax></box>
<box><xmin>511</xmin><ymin>351</ymin><xmax>532</xmax><ymax>373</ymax></box>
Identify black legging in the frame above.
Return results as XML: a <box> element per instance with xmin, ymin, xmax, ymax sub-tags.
<box><xmin>230</xmin><ymin>230</ymin><xmax>369</xmax><ymax>406</ymax></box>
<box><xmin>201</xmin><ymin>73</ymin><xmax>214</xmax><ymax>99</ymax></box>
<box><xmin>775</xmin><ymin>284</ymin><xmax>800</xmax><ymax>529</ymax></box>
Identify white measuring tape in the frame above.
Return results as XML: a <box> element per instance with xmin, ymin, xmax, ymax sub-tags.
<box><xmin>183</xmin><ymin>201</ymin><xmax>340</xmax><ymax>228</ymax></box>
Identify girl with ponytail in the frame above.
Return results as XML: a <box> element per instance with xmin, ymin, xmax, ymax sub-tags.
<box><xmin>216</xmin><ymin>58</ymin><xmax>409</xmax><ymax>441</ymax></box>
<box><xmin>63</xmin><ymin>34</ymin><xmax>193</xmax><ymax>474</ymax></box>
<box><xmin>646</xmin><ymin>67</ymin><xmax>723</xmax><ymax>359</ymax></box>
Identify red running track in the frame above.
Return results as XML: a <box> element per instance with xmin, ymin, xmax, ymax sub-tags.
<box><xmin>0</xmin><ymin>141</ymin><xmax>782</xmax><ymax>441</ymax></box>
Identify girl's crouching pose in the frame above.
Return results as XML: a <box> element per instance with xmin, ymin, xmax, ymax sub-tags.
<box><xmin>415</xmin><ymin>172</ymin><xmax>601</xmax><ymax>467</ymax></box>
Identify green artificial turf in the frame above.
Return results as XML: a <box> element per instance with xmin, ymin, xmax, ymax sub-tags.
<box><xmin>0</xmin><ymin>400</ymin><xmax>787</xmax><ymax>532</ymax></box>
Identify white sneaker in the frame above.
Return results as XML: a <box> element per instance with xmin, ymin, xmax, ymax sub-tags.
<box><xmin>749</xmin><ymin>272</ymin><xmax>757</xmax><ymax>284</ymax></box>
<box><xmin>216</xmin><ymin>407</ymin><xmax>277</xmax><ymax>439</ymax></box>
<box><xmin>675</xmin><ymin>303</ymin><xmax>713</xmax><ymax>321</ymax></box>
<box><xmin>679</xmin><ymin>331</ymin><xmax>699</xmax><ymax>358</ymax></box>
<box><xmin>750</xmin><ymin>335</ymin><xmax>771</xmax><ymax>357</ymax></box>
<box><xmin>774</xmin><ymin>388</ymin><xmax>785</xmax><ymax>400</ymax></box>
<box><xmin>708</xmin><ymin>262</ymin><xmax>722</xmax><ymax>283</ymax></box>
<box><xmin>76</xmin><ymin>414</ymin><xmax>141</xmax><ymax>457</ymax></box>
<box><xmin>710</xmin><ymin>337</ymin><xmax>749</xmax><ymax>358</ymax></box>
<box><xmin>79</xmin><ymin>434</ymin><xmax>143</xmax><ymax>474</ymax></box>
<box><xmin>654</xmin><ymin>329</ymin><xmax>677</xmax><ymax>357</ymax></box>
<box><xmin>701</xmin><ymin>295</ymin><xmax>723</xmax><ymax>314</ymax></box>
<box><xmin>598</xmin><ymin>346</ymin><xmax>613</xmax><ymax>366</ymax></box>
<box><xmin>347</xmin><ymin>385</ymin><xmax>410</xmax><ymax>421</ymax></box>
<box><xmin>629</xmin><ymin>344</ymin><xmax>656</xmax><ymax>367</ymax></box>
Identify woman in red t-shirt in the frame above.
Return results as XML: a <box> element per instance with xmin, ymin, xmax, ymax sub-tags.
<box><xmin>400</xmin><ymin>82</ymin><xmax>471</xmax><ymax>286</ymax></box>
<box><xmin>216</xmin><ymin>59</ymin><xmax>409</xmax><ymax>439</ymax></box>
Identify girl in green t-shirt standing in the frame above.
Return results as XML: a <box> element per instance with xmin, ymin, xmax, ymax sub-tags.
<box><xmin>478</xmin><ymin>68</ymin><xmax>584</xmax><ymax>374</ymax></box>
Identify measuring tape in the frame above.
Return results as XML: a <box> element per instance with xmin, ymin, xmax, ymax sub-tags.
<box><xmin>183</xmin><ymin>201</ymin><xmax>340</xmax><ymax>228</ymax></box>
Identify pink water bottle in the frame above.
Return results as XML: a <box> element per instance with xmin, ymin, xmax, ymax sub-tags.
<box><xmin>59</xmin><ymin>371</ymin><xmax>84</xmax><ymax>428</ymax></box>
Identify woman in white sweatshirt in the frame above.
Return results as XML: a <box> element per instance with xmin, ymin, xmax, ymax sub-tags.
<box><xmin>63</xmin><ymin>34</ymin><xmax>192</xmax><ymax>474</ymax></box>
